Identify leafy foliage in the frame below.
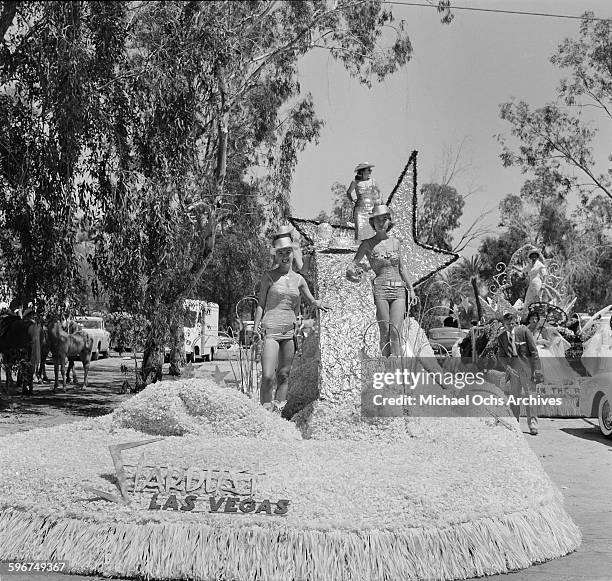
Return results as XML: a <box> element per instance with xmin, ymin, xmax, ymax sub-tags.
<box><xmin>490</xmin><ymin>12</ymin><xmax>612</xmax><ymax>311</ymax></box>
<box><xmin>105</xmin><ymin>312</ymin><xmax>148</xmax><ymax>354</ymax></box>
<box><xmin>197</xmin><ymin>185</ymin><xmax>269</xmax><ymax>325</ymax></box>
<box><xmin>1</xmin><ymin>0</ymin><xmax>427</xmax><ymax>383</ymax></box>
<box><xmin>315</xmin><ymin>181</ymin><xmax>353</xmax><ymax>225</ymax></box>
<box><xmin>0</xmin><ymin>1</ymin><xmax>124</xmax><ymax>313</ymax></box>
<box><xmin>416</xmin><ymin>183</ymin><xmax>464</xmax><ymax>251</ymax></box>
<box><xmin>498</xmin><ymin>12</ymin><xmax>611</xmax><ymax>201</ymax></box>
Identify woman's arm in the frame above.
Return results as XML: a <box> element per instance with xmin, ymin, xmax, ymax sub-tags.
<box><xmin>371</xmin><ymin>180</ymin><xmax>381</xmax><ymax>203</ymax></box>
<box><xmin>346</xmin><ymin>180</ymin><xmax>356</xmax><ymax>204</ymax></box>
<box><xmin>298</xmin><ymin>244</ymin><xmax>315</xmax><ymax>276</ymax></box>
<box><xmin>353</xmin><ymin>240</ymin><xmax>369</xmax><ymax>265</ymax></box>
<box><xmin>398</xmin><ymin>244</ymin><xmax>416</xmax><ymax>303</ymax></box>
<box><xmin>347</xmin><ymin>240</ymin><xmax>369</xmax><ymax>279</ymax></box>
<box><xmin>298</xmin><ymin>276</ymin><xmax>328</xmax><ymax>311</ymax></box>
<box><xmin>539</xmin><ymin>261</ymin><xmax>547</xmax><ymax>281</ymax></box>
<box><xmin>292</xmin><ymin>245</ymin><xmax>304</xmax><ymax>272</ymax></box>
<box><xmin>253</xmin><ymin>274</ymin><xmax>271</xmax><ymax>334</ymax></box>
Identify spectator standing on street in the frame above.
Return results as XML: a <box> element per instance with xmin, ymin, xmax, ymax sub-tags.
<box><xmin>497</xmin><ymin>310</ymin><xmax>543</xmax><ymax>435</ymax></box>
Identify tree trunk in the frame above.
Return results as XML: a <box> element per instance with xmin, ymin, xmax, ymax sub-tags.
<box><xmin>140</xmin><ymin>338</ymin><xmax>163</xmax><ymax>387</ymax></box>
<box><xmin>168</xmin><ymin>322</ymin><xmax>185</xmax><ymax>376</ymax></box>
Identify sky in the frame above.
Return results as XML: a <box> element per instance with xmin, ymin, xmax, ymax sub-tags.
<box><xmin>289</xmin><ymin>0</ymin><xmax>612</xmax><ymax>255</ymax></box>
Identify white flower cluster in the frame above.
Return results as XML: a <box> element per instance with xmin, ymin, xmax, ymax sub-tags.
<box><xmin>110</xmin><ymin>378</ymin><xmax>301</xmax><ymax>441</ymax></box>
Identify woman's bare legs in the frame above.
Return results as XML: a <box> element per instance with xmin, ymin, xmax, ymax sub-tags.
<box><xmin>260</xmin><ymin>337</ymin><xmax>296</xmax><ymax>405</ymax></box>
<box><xmin>260</xmin><ymin>337</ymin><xmax>279</xmax><ymax>404</ymax></box>
<box><xmin>389</xmin><ymin>297</ymin><xmax>406</xmax><ymax>356</ymax></box>
<box><xmin>274</xmin><ymin>339</ymin><xmax>295</xmax><ymax>403</ymax></box>
<box><xmin>375</xmin><ymin>299</ymin><xmax>391</xmax><ymax>357</ymax></box>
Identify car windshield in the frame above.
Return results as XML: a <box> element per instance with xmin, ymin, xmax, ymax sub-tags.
<box><xmin>78</xmin><ymin>320</ymin><xmax>102</xmax><ymax>329</ymax></box>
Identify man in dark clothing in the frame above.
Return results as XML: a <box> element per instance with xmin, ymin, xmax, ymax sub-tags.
<box><xmin>497</xmin><ymin>311</ymin><xmax>544</xmax><ymax>435</ymax></box>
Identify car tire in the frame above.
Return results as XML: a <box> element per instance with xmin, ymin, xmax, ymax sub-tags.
<box><xmin>598</xmin><ymin>395</ymin><xmax>612</xmax><ymax>438</ymax></box>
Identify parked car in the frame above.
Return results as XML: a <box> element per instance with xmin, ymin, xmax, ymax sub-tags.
<box><xmin>579</xmin><ymin>373</ymin><xmax>612</xmax><ymax>439</ymax></box>
<box><xmin>427</xmin><ymin>327</ymin><xmax>469</xmax><ymax>356</ymax></box>
<box><xmin>215</xmin><ymin>332</ymin><xmax>240</xmax><ymax>361</ymax></box>
<box><xmin>74</xmin><ymin>316</ymin><xmax>111</xmax><ymax>360</ymax></box>
<box><xmin>239</xmin><ymin>320</ymin><xmax>256</xmax><ymax>346</ymax></box>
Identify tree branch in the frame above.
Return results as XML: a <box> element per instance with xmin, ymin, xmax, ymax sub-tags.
<box><xmin>231</xmin><ymin>0</ymin><xmax>371</xmax><ymax>106</ymax></box>
<box><xmin>524</xmin><ymin>117</ymin><xmax>612</xmax><ymax>201</ymax></box>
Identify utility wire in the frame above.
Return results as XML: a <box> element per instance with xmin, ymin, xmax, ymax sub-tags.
<box><xmin>384</xmin><ymin>1</ymin><xmax>611</xmax><ymax>22</ymax></box>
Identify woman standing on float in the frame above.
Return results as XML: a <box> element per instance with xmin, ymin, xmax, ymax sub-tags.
<box><xmin>346</xmin><ymin>162</ymin><xmax>380</xmax><ymax>241</ymax></box>
<box><xmin>523</xmin><ymin>250</ymin><xmax>547</xmax><ymax>308</ymax></box>
<box><xmin>347</xmin><ymin>204</ymin><xmax>415</xmax><ymax>357</ymax></box>
<box><xmin>254</xmin><ymin>231</ymin><xmax>327</xmax><ymax>411</ymax></box>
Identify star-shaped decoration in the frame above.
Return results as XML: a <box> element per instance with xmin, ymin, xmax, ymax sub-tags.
<box><xmin>291</xmin><ymin>151</ymin><xmax>459</xmax><ymax>285</ymax></box>
<box><xmin>212</xmin><ymin>365</ymin><xmax>229</xmax><ymax>386</ymax></box>
<box><xmin>287</xmin><ymin>153</ymin><xmax>460</xmax><ymax>404</ymax></box>
<box><xmin>182</xmin><ymin>362</ymin><xmax>196</xmax><ymax>378</ymax></box>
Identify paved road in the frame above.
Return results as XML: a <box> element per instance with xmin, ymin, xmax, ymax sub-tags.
<box><xmin>1</xmin><ymin>357</ymin><xmax>610</xmax><ymax>581</ymax></box>
<box><xmin>485</xmin><ymin>417</ymin><xmax>612</xmax><ymax>581</ymax></box>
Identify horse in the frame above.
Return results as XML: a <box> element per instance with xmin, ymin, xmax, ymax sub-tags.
<box><xmin>36</xmin><ymin>326</ymin><xmax>51</xmax><ymax>383</ymax></box>
<box><xmin>38</xmin><ymin>321</ymin><xmax>76</xmax><ymax>384</ymax></box>
<box><xmin>48</xmin><ymin>319</ymin><xmax>94</xmax><ymax>391</ymax></box>
<box><xmin>0</xmin><ymin>314</ymin><xmax>41</xmax><ymax>395</ymax></box>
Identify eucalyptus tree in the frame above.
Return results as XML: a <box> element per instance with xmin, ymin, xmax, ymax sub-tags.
<box><xmin>0</xmin><ymin>0</ymin><xmax>452</xmax><ymax>383</ymax></box>
<box><xmin>0</xmin><ymin>1</ymin><xmax>127</xmax><ymax>313</ymax></box>
<box><xmin>498</xmin><ymin>12</ymin><xmax>611</xmax><ymax>201</ymax></box>
<box><xmin>494</xmin><ymin>12</ymin><xmax>612</xmax><ymax>310</ymax></box>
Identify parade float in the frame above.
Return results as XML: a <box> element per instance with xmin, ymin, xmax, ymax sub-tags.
<box><xmin>447</xmin><ymin>240</ymin><xmax>594</xmax><ymax>418</ymax></box>
<box><xmin>0</xmin><ymin>153</ymin><xmax>580</xmax><ymax>581</ymax></box>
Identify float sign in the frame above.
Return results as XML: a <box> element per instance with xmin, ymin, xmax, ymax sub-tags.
<box><xmin>83</xmin><ymin>439</ymin><xmax>289</xmax><ymax>516</ymax></box>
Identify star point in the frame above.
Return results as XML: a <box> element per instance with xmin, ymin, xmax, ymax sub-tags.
<box><xmin>291</xmin><ymin>151</ymin><xmax>459</xmax><ymax>285</ymax></box>
<box><xmin>212</xmin><ymin>365</ymin><xmax>229</xmax><ymax>386</ymax></box>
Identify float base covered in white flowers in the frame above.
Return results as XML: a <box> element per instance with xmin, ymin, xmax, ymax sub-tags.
<box><xmin>0</xmin><ymin>378</ymin><xmax>581</xmax><ymax>581</ymax></box>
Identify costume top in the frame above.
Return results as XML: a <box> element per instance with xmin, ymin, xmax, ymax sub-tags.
<box><xmin>353</xmin><ymin>178</ymin><xmax>380</xmax><ymax>205</ymax></box>
<box><xmin>261</xmin><ymin>270</ymin><xmax>301</xmax><ymax>335</ymax></box>
<box><xmin>526</xmin><ymin>259</ymin><xmax>546</xmax><ymax>281</ymax></box>
<box><xmin>368</xmin><ymin>238</ymin><xmax>402</xmax><ymax>283</ymax></box>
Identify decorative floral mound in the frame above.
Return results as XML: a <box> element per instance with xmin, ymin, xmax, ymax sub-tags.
<box><xmin>294</xmin><ymin>400</ymin><xmax>416</xmax><ymax>441</ymax></box>
<box><xmin>110</xmin><ymin>377</ymin><xmax>301</xmax><ymax>441</ymax></box>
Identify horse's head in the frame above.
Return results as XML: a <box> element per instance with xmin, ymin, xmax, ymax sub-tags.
<box><xmin>48</xmin><ymin>318</ymin><xmax>64</xmax><ymax>337</ymax></box>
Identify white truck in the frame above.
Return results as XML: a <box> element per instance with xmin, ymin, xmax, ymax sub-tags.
<box><xmin>183</xmin><ymin>300</ymin><xmax>219</xmax><ymax>362</ymax></box>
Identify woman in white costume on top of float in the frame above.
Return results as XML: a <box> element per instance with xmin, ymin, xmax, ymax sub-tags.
<box><xmin>522</xmin><ymin>250</ymin><xmax>547</xmax><ymax>308</ymax></box>
<box><xmin>346</xmin><ymin>162</ymin><xmax>381</xmax><ymax>242</ymax></box>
